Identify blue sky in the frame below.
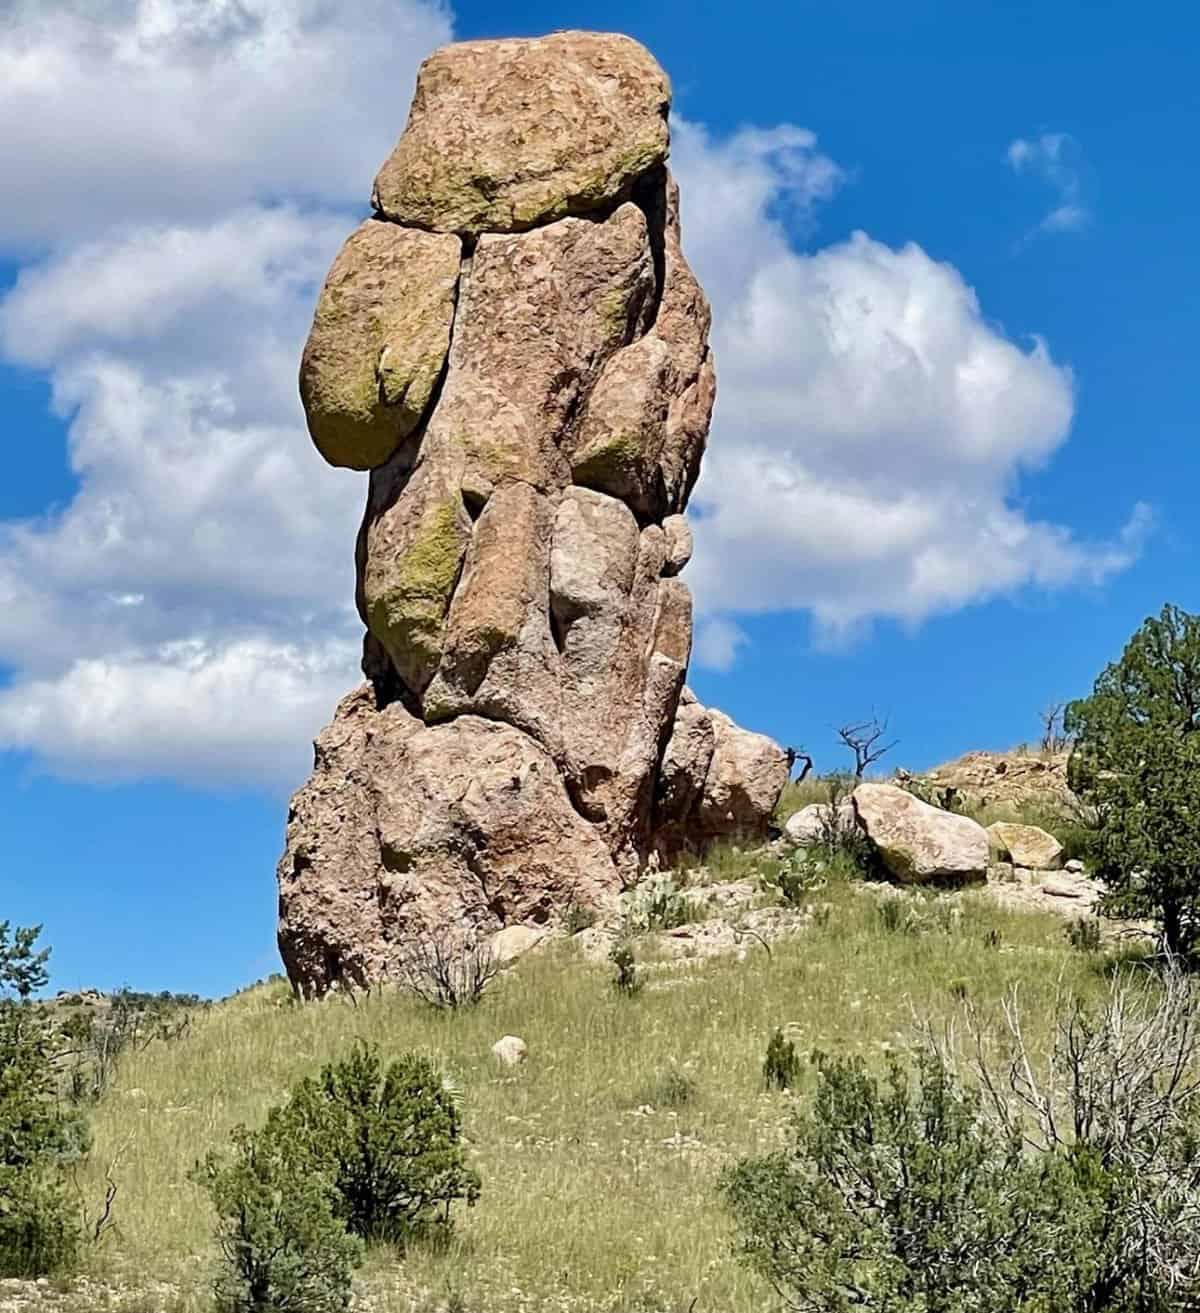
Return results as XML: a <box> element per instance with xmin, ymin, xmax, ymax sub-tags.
<box><xmin>1</xmin><ymin>0</ymin><xmax>1196</xmax><ymax>996</ymax></box>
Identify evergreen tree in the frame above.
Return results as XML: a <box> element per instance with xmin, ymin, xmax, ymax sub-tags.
<box><xmin>1067</xmin><ymin>603</ymin><xmax>1200</xmax><ymax>958</ymax></box>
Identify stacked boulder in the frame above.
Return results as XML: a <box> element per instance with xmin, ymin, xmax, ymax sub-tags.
<box><xmin>277</xmin><ymin>32</ymin><xmax>788</xmax><ymax>996</ymax></box>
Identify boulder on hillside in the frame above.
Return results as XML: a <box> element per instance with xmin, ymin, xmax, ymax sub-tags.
<box><xmin>852</xmin><ymin>782</ymin><xmax>989</xmax><ymax>885</ymax></box>
<box><xmin>783</xmin><ymin>800</ymin><xmax>856</xmax><ymax>847</ymax></box>
<box><xmin>902</xmin><ymin>750</ymin><xmax>1076</xmax><ymax>812</ymax></box>
<box><xmin>987</xmin><ymin>822</ymin><xmax>1064</xmax><ymax>871</ymax></box>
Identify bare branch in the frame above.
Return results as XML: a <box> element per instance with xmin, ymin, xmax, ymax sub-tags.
<box><xmin>837</xmin><ymin>716</ymin><xmax>898</xmax><ymax>780</ymax></box>
<box><xmin>395</xmin><ymin>928</ymin><xmax>499</xmax><ymax>1010</ymax></box>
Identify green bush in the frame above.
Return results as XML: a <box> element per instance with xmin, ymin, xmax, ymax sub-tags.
<box><xmin>762</xmin><ymin>1028</ymin><xmax>799</xmax><ymax>1092</ymax></box>
<box><xmin>194</xmin><ymin>1121</ymin><xmax>362</xmax><ymax>1313</ymax></box>
<box><xmin>721</xmin><ymin>1050</ymin><xmax>1085</xmax><ymax>1313</ymax></box>
<box><xmin>726</xmin><ymin>973</ymin><xmax>1200</xmax><ymax>1312</ymax></box>
<box><xmin>196</xmin><ymin>1042</ymin><xmax>479</xmax><ymax>1308</ymax></box>
<box><xmin>1066</xmin><ymin>917</ymin><xmax>1104</xmax><ymax>953</ymax></box>
<box><xmin>0</xmin><ymin>924</ymin><xmax>86</xmax><ymax>1278</ymax></box>
<box><xmin>609</xmin><ymin>941</ymin><xmax>642</xmax><ymax>997</ymax></box>
<box><xmin>639</xmin><ymin>1067</ymin><xmax>697</xmax><ymax>1109</ymax></box>
<box><xmin>279</xmin><ymin>1043</ymin><xmax>480</xmax><ymax>1245</ymax></box>
<box><xmin>620</xmin><ymin>875</ymin><xmax>698</xmax><ymax>933</ymax></box>
<box><xmin>760</xmin><ymin>854</ymin><xmax>827</xmax><ymax>908</ymax></box>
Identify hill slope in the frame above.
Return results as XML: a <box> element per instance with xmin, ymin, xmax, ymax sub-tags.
<box><xmin>5</xmin><ymin>865</ymin><xmax>1130</xmax><ymax>1313</ymax></box>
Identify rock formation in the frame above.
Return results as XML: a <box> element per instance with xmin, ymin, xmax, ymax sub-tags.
<box><xmin>277</xmin><ymin>31</ymin><xmax>788</xmax><ymax>997</ymax></box>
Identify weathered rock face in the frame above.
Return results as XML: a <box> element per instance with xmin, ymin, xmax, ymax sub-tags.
<box><xmin>651</xmin><ymin>688</ymin><xmax>790</xmax><ymax>858</ymax></box>
<box><xmin>278</xmin><ymin>31</ymin><xmax>788</xmax><ymax>996</ymax></box>
<box><xmin>852</xmin><ymin>782</ymin><xmax>989</xmax><ymax>885</ymax></box>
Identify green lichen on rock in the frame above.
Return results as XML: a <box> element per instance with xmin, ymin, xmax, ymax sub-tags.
<box><xmin>300</xmin><ymin>222</ymin><xmax>460</xmax><ymax>471</ymax></box>
<box><xmin>571</xmin><ymin>430</ymin><xmax>644</xmax><ymax>496</ymax></box>
<box><xmin>367</xmin><ymin>499</ymin><xmax>468</xmax><ymax>691</ymax></box>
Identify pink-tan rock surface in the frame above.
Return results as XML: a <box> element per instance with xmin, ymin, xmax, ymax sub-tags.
<box><xmin>278</xmin><ymin>31</ymin><xmax>788</xmax><ymax>996</ymax></box>
<box><xmin>852</xmin><ymin>782</ymin><xmax>989</xmax><ymax>885</ymax></box>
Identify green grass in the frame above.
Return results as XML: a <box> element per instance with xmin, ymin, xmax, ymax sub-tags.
<box><xmin>44</xmin><ymin>876</ymin><xmax>1117</xmax><ymax>1313</ymax></box>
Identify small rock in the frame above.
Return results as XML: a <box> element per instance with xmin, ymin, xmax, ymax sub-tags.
<box><xmin>1041</xmin><ymin>875</ymin><xmax>1087</xmax><ymax>899</ymax></box>
<box><xmin>784</xmin><ymin>800</ymin><xmax>856</xmax><ymax>847</ymax></box>
<box><xmin>1064</xmin><ymin>858</ymin><xmax>1085</xmax><ymax>874</ymax></box>
<box><xmin>988</xmin><ymin>861</ymin><xmax>1016</xmax><ymax>884</ymax></box>
<box><xmin>492</xmin><ymin>1035</ymin><xmax>528</xmax><ymax>1067</ymax></box>
<box><xmin>574</xmin><ymin>926</ymin><xmax>617</xmax><ymax>963</ymax></box>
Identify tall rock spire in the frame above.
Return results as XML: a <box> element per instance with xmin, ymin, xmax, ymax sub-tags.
<box><xmin>277</xmin><ymin>31</ymin><xmax>787</xmax><ymax>997</ymax></box>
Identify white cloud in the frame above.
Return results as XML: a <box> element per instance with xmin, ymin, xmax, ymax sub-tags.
<box><xmin>0</xmin><ymin>0</ymin><xmax>451</xmax><ymax>248</ymax></box>
<box><xmin>0</xmin><ymin>636</ymin><xmax>356</xmax><ymax>787</ymax></box>
<box><xmin>0</xmin><ymin>0</ymin><xmax>455</xmax><ymax>788</ymax></box>
<box><xmin>670</xmin><ymin>122</ymin><xmax>1141</xmax><ymax>647</ymax></box>
<box><xmin>1006</xmin><ymin>132</ymin><xmax>1089</xmax><ymax>240</ymax></box>
<box><xmin>0</xmin><ymin>206</ymin><xmax>362</xmax><ymax>654</ymax></box>
<box><xmin>693</xmin><ymin>617</ymin><xmax>749</xmax><ymax>674</ymax></box>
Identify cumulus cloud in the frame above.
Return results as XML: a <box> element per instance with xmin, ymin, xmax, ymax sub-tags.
<box><xmin>0</xmin><ymin>0</ymin><xmax>455</xmax><ymax>788</ymax></box>
<box><xmin>0</xmin><ymin>0</ymin><xmax>452</xmax><ymax>247</ymax></box>
<box><xmin>1007</xmin><ymin>132</ymin><xmax>1090</xmax><ymax>240</ymax></box>
<box><xmin>0</xmin><ymin>637</ymin><xmax>356</xmax><ymax>787</ymax></box>
<box><xmin>0</xmin><ymin>204</ymin><xmax>366</xmax><ymax>785</ymax></box>
<box><xmin>670</xmin><ymin>122</ymin><xmax>1141</xmax><ymax>645</ymax></box>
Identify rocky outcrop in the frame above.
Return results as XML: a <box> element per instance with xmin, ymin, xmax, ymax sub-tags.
<box><xmin>852</xmin><ymin>782</ymin><xmax>989</xmax><ymax>885</ymax></box>
<box><xmin>900</xmin><ymin>750</ymin><xmax>1075</xmax><ymax>812</ymax></box>
<box><xmin>278</xmin><ymin>31</ymin><xmax>787</xmax><ymax>996</ymax></box>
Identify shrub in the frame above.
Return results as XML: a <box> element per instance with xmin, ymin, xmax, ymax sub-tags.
<box><xmin>875</xmin><ymin>896</ymin><xmax>910</xmax><ymax>934</ymax></box>
<box><xmin>279</xmin><ymin>1042</ymin><xmax>480</xmax><ymax>1244</ymax></box>
<box><xmin>563</xmin><ymin>901</ymin><xmax>596</xmax><ymax>935</ymax></box>
<box><xmin>1066</xmin><ymin>603</ymin><xmax>1200</xmax><ymax>958</ymax></box>
<box><xmin>760</xmin><ymin>855</ymin><xmax>827</xmax><ymax>908</ymax></box>
<box><xmin>194</xmin><ymin>1121</ymin><xmax>362</xmax><ymax>1313</ymax></box>
<box><xmin>1066</xmin><ymin>917</ymin><xmax>1103</xmax><ymax>953</ymax></box>
<box><xmin>396</xmin><ymin>932</ymin><xmax>498</xmax><ymax>1010</ymax></box>
<box><xmin>0</xmin><ymin>925</ymin><xmax>86</xmax><ymax>1278</ymax></box>
<box><xmin>722</xmin><ymin>1050</ymin><xmax>1063</xmax><ymax>1313</ymax></box>
<box><xmin>609</xmin><ymin>941</ymin><xmax>641</xmax><ymax>997</ymax></box>
<box><xmin>620</xmin><ymin>875</ymin><xmax>697</xmax><ymax>933</ymax></box>
<box><xmin>762</xmin><ymin>1028</ymin><xmax>799</xmax><ymax>1092</ymax></box>
<box><xmin>946</xmin><ymin>968</ymin><xmax>1200</xmax><ymax>1308</ymax></box>
<box><xmin>640</xmin><ymin>1067</ymin><xmax>697</xmax><ymax>1109</ymax></box>
<box><xmin>61</xmin><ymin>987</ymin><xmax>200</xmax><ymax>1103</ymax></box>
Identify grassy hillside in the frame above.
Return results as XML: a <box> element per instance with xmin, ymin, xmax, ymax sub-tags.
<box><xmin>21</xmin><ymin>868</ymin><xmax>1125</xmax><ymax>1313</ymax></box>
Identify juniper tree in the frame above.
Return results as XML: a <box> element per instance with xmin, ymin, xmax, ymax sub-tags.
<box><xmin>0</xmin><ymin>923</ymin><xmax>85</xmax><ymax>1276</ymax></box>
<box><xmin>1067</xmin><ymin>603</ymin><xmax>1200</xmax><ymax>958</ymax></box>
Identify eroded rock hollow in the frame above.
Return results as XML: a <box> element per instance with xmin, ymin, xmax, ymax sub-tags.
<box><xmin>278</xmin><ymin>31</ymin><xmax>789</xmax><ymax>996</ymax></box>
